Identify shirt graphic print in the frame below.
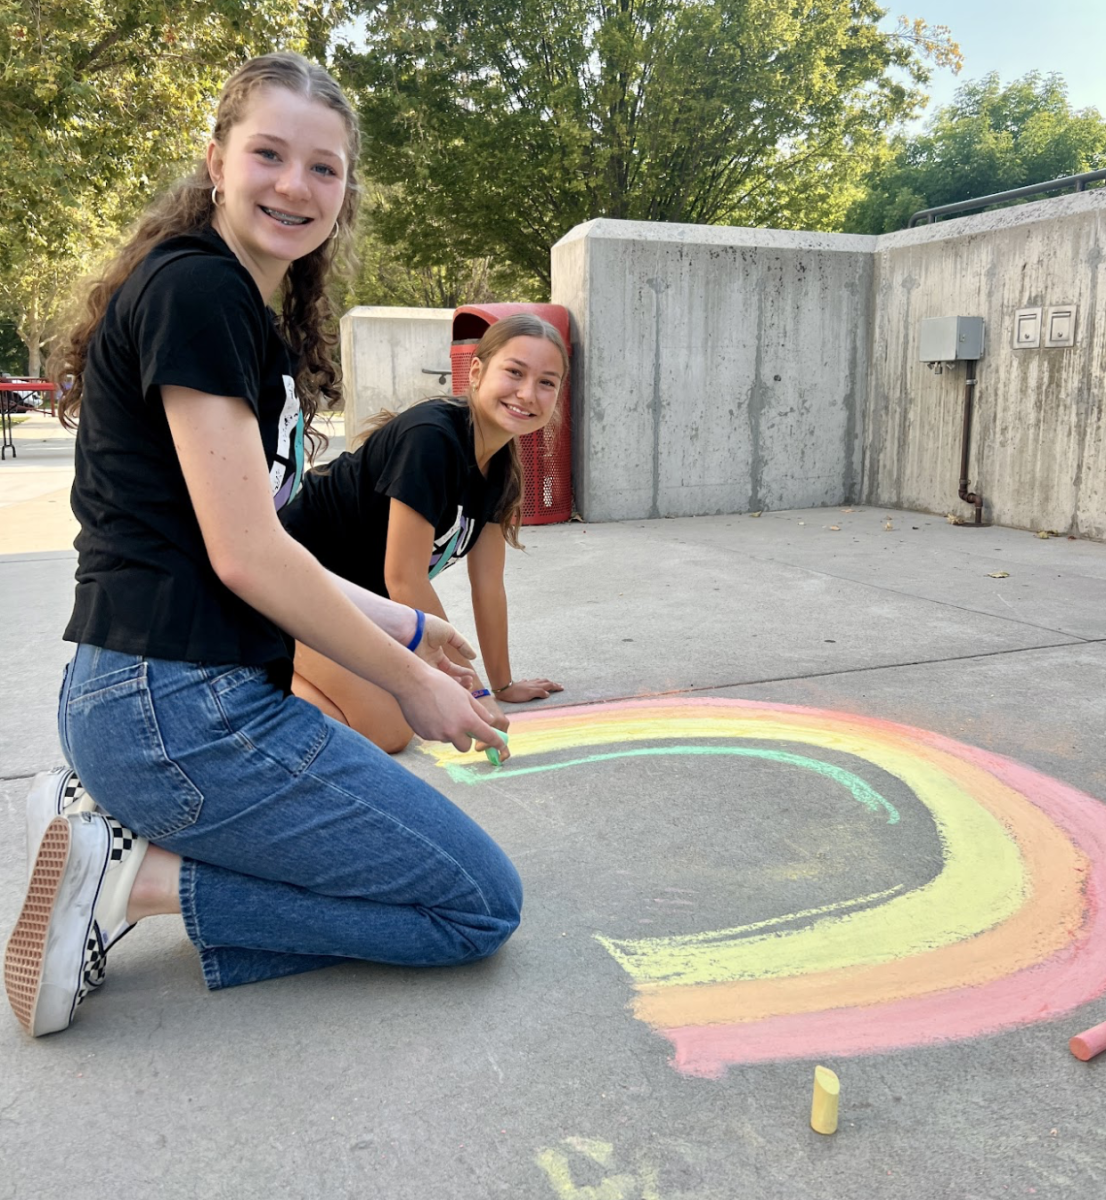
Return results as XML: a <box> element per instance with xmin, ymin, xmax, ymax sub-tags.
<box><xmin>428</xmin><ymin>505</ymin><xmax>479</xmax><ymax>579</ymax></box>
<box><xmin>270</xmin><ymin>375</ymin><xmax>304</xmax><ymax>511</ymax></box>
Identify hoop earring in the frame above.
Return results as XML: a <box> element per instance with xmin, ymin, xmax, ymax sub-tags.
<box><xmin>329</xmin><ymin>224</ymin><xmax>339</xmax><ymax>241</ymax></box>
<box><xmin>211</xmin><ymin>185</ymin><xmax>221</xmax><ymax>207</ymax></box>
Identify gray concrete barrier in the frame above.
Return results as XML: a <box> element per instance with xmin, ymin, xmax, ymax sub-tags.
<box><xmin>339</xmin><ymin>306</ymin><xmax>453</xmax><ymax>440</ymax></box>
<box><xmin>552</xmin><ymin>191</ymin><xmax>1106</xmax><ymax>537</ymax></box>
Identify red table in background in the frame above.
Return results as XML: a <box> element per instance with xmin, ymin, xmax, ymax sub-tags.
<box><xmin>0</xmin><ymin>380</ymin><xmax>58</xmax><ymax>460</ymax></box>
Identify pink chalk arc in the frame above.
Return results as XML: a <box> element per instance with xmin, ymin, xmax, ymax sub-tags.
<box><xmin>428</xmin><ymin>697</ymin><xmax>1106</xmax><ymax>1073</ymax></box>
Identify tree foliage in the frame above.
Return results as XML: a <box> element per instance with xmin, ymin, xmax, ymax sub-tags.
<box><xmin>341</xmin><ymin>184</ymin><xmax>544</xmax><ymax>311</ymax></box>
<box><xmin>0</xmin><ymin>1</ymin><xmax>343</xmax><ymax>372</ymax></box>
<box><xmin>845</xmin><ymin>72</ymin><xmax>1106</xmax><ymax>234</ymax></box>
<box><xmin>337</xmin><ymin>0</ymin><xmax>960</xmax><ymax>286</ymax></box>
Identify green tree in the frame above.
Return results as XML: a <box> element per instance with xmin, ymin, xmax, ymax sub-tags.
<box><xmin>0</xmin><ymin>1</ymin><xmax>346</xmax><ymax>373</ymax></box>
<box><xmin>336</xmin><ymin>1</ymin><xmax>960</xmax><ymax>287</ymax></box>
<box><xmin>845</xmin><ymin>72</ymin><xmax>1106</xmax><ymax>233</ymax></box>
<box><xmin>0</xmin><ymin>319</ymin><xmax>24</xmax><ymax>373</ymax></box>
<box><xmin>342</xmin><ymin>185</ymin><xmax>543</xmax><ymax>310</ymax></box>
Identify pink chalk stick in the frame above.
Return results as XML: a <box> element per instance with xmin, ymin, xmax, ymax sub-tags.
<box><xmin>1069</xmin><ymin>1020</ymin><xmax>1106</xmax><ymax>1061</ymax></box>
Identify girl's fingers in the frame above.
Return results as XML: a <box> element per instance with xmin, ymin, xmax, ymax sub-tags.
<box><xmin>421</xmin><ymin>615</ymin><xmax>476</xmax><ymax>660</ymax></box>
<box><xmin>447</xmin><ymin>630</ymin><xmax>476</xmax><ymax>659</ymax></box>
<box><xmin>497</xmin><ymin>678</ymin><xmax>565</xmax><ymax>702</ymax></box>
<box><xmin>442</xmin><ymin>660</ymin><xmax>476</xmax><ymax>685</ymax></box>
<box><xmin>520</xmin><ymin>677</ymin><xmax>563</xmax><ymax>692</ymax></box>
<box><xmin>462</xmin><ymin>698</ymin><xmax>506</xmax><ymax>752</ymax></box>
<box><xmin>475</xmin><ymin>739</ymin><xmax>511</xmax><ymax>762</ymax></box>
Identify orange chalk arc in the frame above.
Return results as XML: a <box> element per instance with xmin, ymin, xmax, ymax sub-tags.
<box><xmin>422</xmin><ymin>697</ymin><xmax>1106</xmax><ymax>1075</ymax></box>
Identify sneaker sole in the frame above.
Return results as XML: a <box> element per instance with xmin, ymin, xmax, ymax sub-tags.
<box><xmin>26</xmin><ymin>769</ymin><xmax>95</xmax><ymax>879</ymax></box>
<box><xmin>4</xmin><ymin>816</ymin><xmax>104</xmax><ymax>1037</ymax></box>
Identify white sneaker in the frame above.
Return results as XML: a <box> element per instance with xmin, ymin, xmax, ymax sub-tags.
<box><xmin>4</xmin><ymin>812</ymin><xmax>148</xmax><ymax>1037</ymax></box>
<box><xmin>25</xmin><ymin>768</ymin><xmax>100</xmax><ymax>878</ymax></box>
<box><xmin>23</xmin><ymin>770</ymin><xmax>118</xmax><ymax>989</ymax></box>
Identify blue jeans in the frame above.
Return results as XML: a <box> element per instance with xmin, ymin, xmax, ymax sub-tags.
<box><xmin>58</xmin><ymin>644</ymin><xmax>522</xmax><ymax>990</ymax></box>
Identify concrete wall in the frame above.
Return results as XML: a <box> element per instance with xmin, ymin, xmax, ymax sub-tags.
<box><xmin>552</xmin><ymin>220</ymin><xmax>874</xmax><ymax>522</ymax></box>
<box><xmin>865</xmin><ymin>192</ymin><xmax>1106</xmax><ymax>539</ymax></box>
<box><xmin>552</xmin><ymin>193</ymin><xmax>1106</xmax><ymax>537</ymax></box>
<box><xmin>339</xmin><ymin>306</ymin><xmax>453</xmax><ymax>437</ymax></box>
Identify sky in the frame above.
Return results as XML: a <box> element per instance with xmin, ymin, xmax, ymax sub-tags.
<box><xmin>892</xmin><ymin>1</ymin><xmax>1106</xmax><ymax>125</ymax></box>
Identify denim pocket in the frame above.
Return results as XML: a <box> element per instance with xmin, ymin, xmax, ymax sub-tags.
<box><xmin>65</xmin><ymin>656</ymin><xmax>205</xmax><ymax>839</ymax></box>
<box><xmin>207</xmin><ymin>663</ymin><xmax>270</xmax><ymax>699</ymax></box>
<box><xmin>67</xmin><ymin>657</ymin><xmax>149</xmax><ymax>704</ymax></box>
<box><xmin>207</xmin><ymin>663</ymin><xmax>328</xmax><ymax>776</ymax></box>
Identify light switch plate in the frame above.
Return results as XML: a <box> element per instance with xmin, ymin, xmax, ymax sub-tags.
<box><xmin>1013</xmin><ymin>308</ymin><xmax>1042</xmax><ymax>349</ymax></box>
<box><xmin>1044</xmin><ymin>305</ymin><xmax>1076</xmax><ymax>347</ymax></box>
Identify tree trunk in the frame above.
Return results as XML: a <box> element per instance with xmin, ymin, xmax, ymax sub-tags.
<box><xmin>20</xmin><ymin>283</ymin><xmax>42</xmax><ymax>377</ymax></box>
<box><xmin>25</xmin><ymin>318</ymin><xmax>41</xmax><ymax>377</ymax></box>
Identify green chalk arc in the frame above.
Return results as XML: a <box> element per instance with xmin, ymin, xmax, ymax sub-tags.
<box><xmin>446</xmin><ymin>744</ymin><xmax>900</xmax><ymax>824</ymax></box>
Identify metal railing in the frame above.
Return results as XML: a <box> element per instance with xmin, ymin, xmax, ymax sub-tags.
<box><xmin>907</xmin><ymin>168</ymin><xmax>1106</xmax><ymax>228</ymax></box>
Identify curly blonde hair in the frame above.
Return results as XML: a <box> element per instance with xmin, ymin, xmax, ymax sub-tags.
<box><xmin>50</xmin><ymin>52</ymin><xmax>360</xmax><ymax>452</ymax></box>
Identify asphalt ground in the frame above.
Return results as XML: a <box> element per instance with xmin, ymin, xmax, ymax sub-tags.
<box><xmin>1</xmin><ymin>411</ymin><xmax>1105</xmax><ymax>1199</ymax></box>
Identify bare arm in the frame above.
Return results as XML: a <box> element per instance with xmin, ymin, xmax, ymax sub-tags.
<box><xmin>325</xmin><ymin>567</ymin><xmax>476</xmax><ymax>682</ymax></box>
<box><xmin>161</xmin><ymin>386</ymin><xmax>503</xmax><ymax>753</ymax></box>
<box><xmin>384</xmin><ymin>498</ymin><xmax>510</xmax><ymax>748</ymax></box>
<box><xmin>382</xmin><ymin>499</ymin><xmax>455</xmax><ymax>629</ymax></box>
<box><xmin>467</xmin><ymin>522</ymin><xmax>563</xmax><ymax>704</ymax></box>
<box><xmin>466</xmin><ymin>523</ymin><xmax>511</xmax><ymax>691</ymax></box>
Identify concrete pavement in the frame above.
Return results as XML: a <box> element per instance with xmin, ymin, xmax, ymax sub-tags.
<box><xmin>2</xmin><ymin>415</ymin><xmax>1105</xmax><ymax>1199</ymax></box>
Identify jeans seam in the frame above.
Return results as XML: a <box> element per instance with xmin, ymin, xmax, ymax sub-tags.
<box><xmin>180</xmin><ymin>860</ymin><xmax>223</xmax><ymax>990</ymax></box>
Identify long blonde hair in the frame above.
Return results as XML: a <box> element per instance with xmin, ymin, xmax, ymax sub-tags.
<box><xmin>50</xmin><ymin>52</ymin><xmax>361</xmax><ymax>451</ymax></box>
<box><xmin>359</xmin><ymin>313</ymin><xmax>569</xmax><ymax>549</ymax></box>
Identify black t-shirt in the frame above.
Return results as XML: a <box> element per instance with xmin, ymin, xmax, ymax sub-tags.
<box><xmin>281</xmin><ymin>399</ymin><xmax>507</xmax><ymax>597</ymax></box>
<box><xmin>64</xmin><ymin>227</ymin><xmax>305</xmax><ymax>683</ymax></box>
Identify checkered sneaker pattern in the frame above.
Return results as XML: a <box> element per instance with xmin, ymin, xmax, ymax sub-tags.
<box><xmin>106</xmin><ymin>818</ymin><xmax>134</xmax><ymax>862</ymax></box>
<box><xmin>71</xmin><ymin>821</ymin><xmax>140</xmax><ymax>998</ymax></box>
<box><xmin>82</xmin><ymin>925</ymin><xmax>109</xmax><ymax>995</ymax></box>
<box><xmin>60</xmin><ymin>773</ymin><xmax>87</xmax><ymax>811</ymax></box>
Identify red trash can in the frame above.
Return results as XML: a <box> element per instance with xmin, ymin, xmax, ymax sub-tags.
<box><xmin>450</xmin><ymin>303</ymin><xmax>572</xmax><ymax>525</ymax></box>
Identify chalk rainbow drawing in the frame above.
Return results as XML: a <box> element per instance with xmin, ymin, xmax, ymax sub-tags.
<box><xmin>421</xmin><ymin>698</ymin><xmax>1106</xmax><ymax>1077</ymax></box>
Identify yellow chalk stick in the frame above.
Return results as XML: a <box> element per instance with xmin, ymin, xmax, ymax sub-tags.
<box><xmin>810</xmin><ymin>1065</ymin><xmax>840</xmax><ymax>1135</ymax></box>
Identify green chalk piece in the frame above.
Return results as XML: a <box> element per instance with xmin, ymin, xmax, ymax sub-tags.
<box><xmin>486</xmin><ymin>731</ymin><xmax>509</xmax><ymax>767</ymax></box>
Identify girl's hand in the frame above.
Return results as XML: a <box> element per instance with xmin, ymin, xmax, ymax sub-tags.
<box><xmin>473</xmin><ymin>696</ymin><xmax>510</xmax><ymax>761</ymax></box>
<box><xmin>395</xmin><ymin>671</ymin><xmax>507</xmax><ymax>755</ymax></box>
<box><xmin>496</xmin><ymin>678</ymin><xmax>564</xmax><ymax>703</ymax></box>
<box><xmin>415</xmin><ymin>614</ymin><xmax>478</xmax><ymax>686</ymax></box>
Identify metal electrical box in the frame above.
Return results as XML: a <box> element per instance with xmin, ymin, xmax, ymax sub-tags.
<box><xmin>918</xmin><ymin>316</ymin><xmax>985</xmax><ymax>362</ymax></box>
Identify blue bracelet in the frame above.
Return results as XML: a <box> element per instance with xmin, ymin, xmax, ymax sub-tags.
<box><xmin>405</xmin><ymin>609</ymin><xmax>426</xmax><ymax>651</ymax></box>
<box><xmin>471</xmin><ymin>688</ymin><xmax>491</xmax><ymax>699</ymax></box>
